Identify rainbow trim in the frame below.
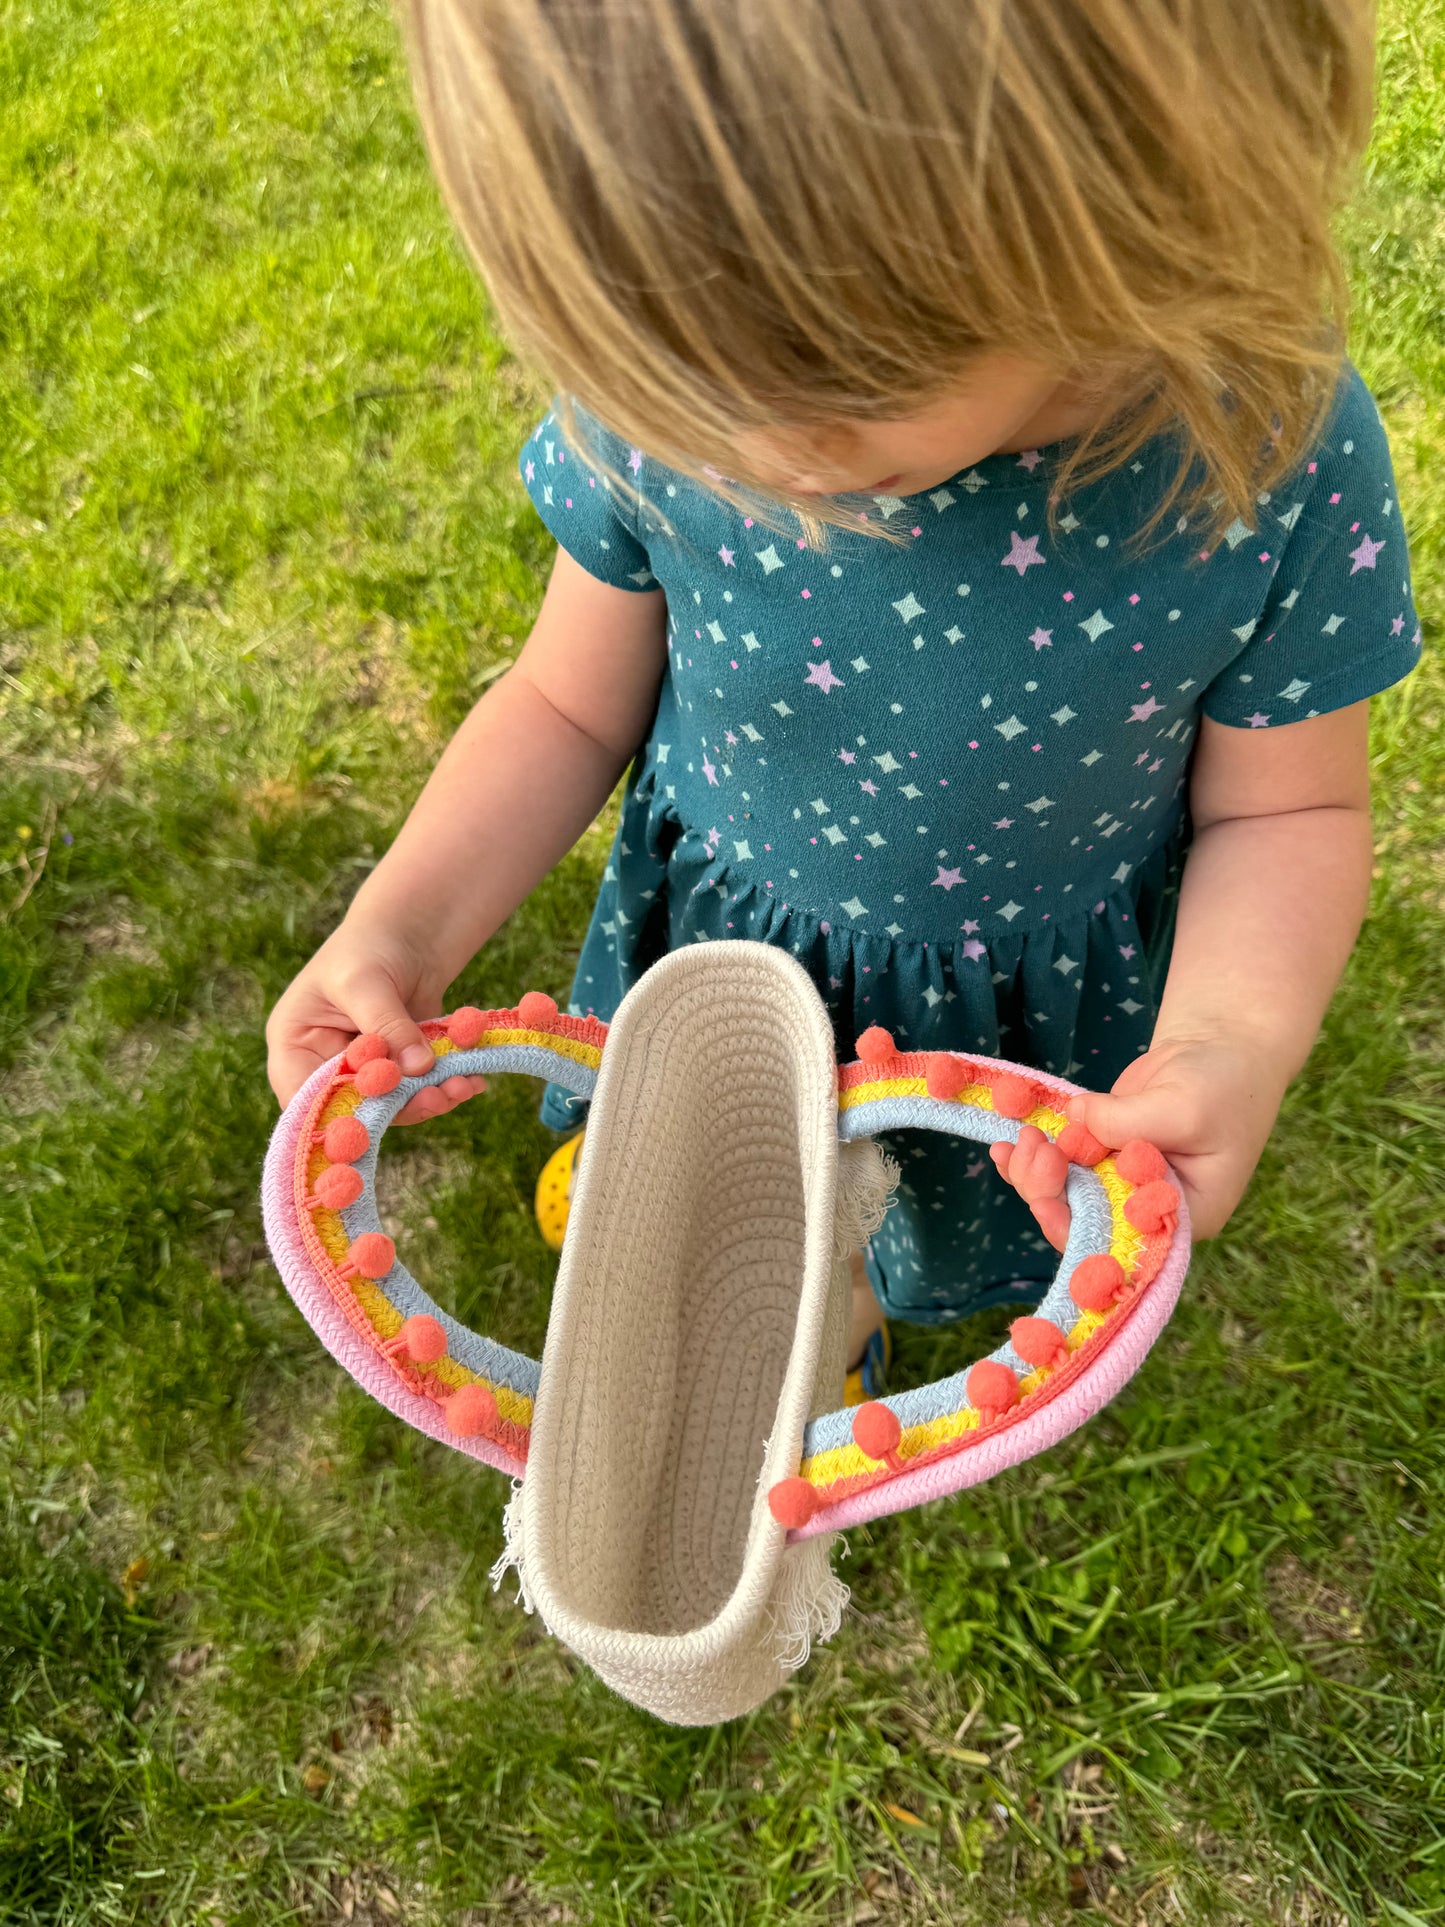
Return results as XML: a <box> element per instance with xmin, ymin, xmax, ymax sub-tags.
<box><xmin>273</xmin><ymin>1003</ymin><xmax>1184</xmax><ymax>1523</ymax></box>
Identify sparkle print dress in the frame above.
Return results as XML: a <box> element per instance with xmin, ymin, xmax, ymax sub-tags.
<box><xmin>519</xmin><ymin>367</ymin><xmax>1420</xmax><ymax>1321</ymax></box>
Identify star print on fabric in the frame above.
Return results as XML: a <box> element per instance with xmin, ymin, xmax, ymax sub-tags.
<box><xmin>932</xmin><ymin>866</ymin><xmax>964</xmax><ymax>891</ymax></box>
<box><xmin>804</xmin><ymin>659</ymin><xmax>844</xmax><ymax>693</ymax></box>
<box><xmin>627</xmin><ymin>448</ymin><xmax>643</xmax><ymax>474</ymax></box>
<box><xmin>838</xmin><ymin>749</ymin><xmax>856</xmax><ymax>764</ymax></box>
<box><xmin>718</xmin><ymin>546</ymin><xmax>736</xmax><ymax>566</ymax></box>
<box><xmin>1119</xmin><ymin>945</ymin><xmax>1136</xmax><ymax>960</ymax></box>
<box><xmin>1001</xmin><ymin>531</ymin><xmax>1046</xmax><ymax>576</ymax></box>
<box><xmin>961</xmin><ymin>920</ymin><xmax>980</xmax><ymax>935</ymax></box>
<box><xmin>1016</xmin><ymin>449</ymin><xmax>1044</xmax><ymax>472</ymax></box>
<box><xmin>1348</xmin><ymin>533</ymin><xmax>1385</xmax><ymax>573</ymax></box>
<box><xmin>524</xmin><ymin>459</ymin><xmax>536</xmax><ymax>483</ymax></box>
<box><xmin>859</xmin><ymin>778</ymin><xmax>879</xmax><ymax>796</ymax></box>
<box><xmin>1128</xmin><ymin>696</ymin><xmax>1164</xmax><ymax>722</ymax></box>
<box><xmin>993</xmin><ymin>817</ymin><xmax>1014</xmax><ymax>830</ymax></box>
<box><xmin>1246</xmin><ymin>712</ymin><xmax>1271</xmax><ymax>728</ymax></box>
<box><xmin>701</xmin><ymin>756</ymin><xmax>718</xmax><ymax>785</ymax></box>
<box><xmin>961</xmin><ymin>939</ymin><xmax>987</xmax><ymax>960</ymax></box>
<box><xmin>1391</xmin><ymin>613</ymin><xmax>1406</xmax><ymax>635</ymax></box>
<box><xmin>1029</xmin><ymin>626</ymin><xmax>1053</xmax><ymax>651</ymax></box>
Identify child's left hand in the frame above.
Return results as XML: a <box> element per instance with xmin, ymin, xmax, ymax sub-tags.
<box><xmin>993</xmin><ymin>1032</ymin><xmax>1291</xmax><ymax>1248</ymax></box>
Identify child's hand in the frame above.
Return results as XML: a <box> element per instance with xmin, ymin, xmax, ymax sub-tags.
<box><xmin>994</xmin><ymin>1034</ymin><xmax>1290</xmax><ymax>1250</ymax></box>
<box><xmin>266</xmin><ymin>921</ymin><xmax>487</xmax><ymax>1126</ymax></box>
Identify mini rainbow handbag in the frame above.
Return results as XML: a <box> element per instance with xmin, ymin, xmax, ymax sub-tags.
<box><xmin>263</xmin><ymin>941</ymin><xmax>1190</xmax><ymax>1723</ymax></box>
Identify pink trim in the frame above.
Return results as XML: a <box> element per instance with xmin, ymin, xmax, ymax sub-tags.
<box><xmin>261</xmin><ymin>1060</ymin><xmax>526</xmax><ymax>1479</ymax></box>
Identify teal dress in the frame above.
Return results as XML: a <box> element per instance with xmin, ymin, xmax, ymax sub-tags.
<box><xmin>519</xmin><ymin>369</ymin><xmax>1420</xmax><ymax>1321</ymax></box>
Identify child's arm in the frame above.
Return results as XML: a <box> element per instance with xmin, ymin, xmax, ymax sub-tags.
<box><xmin>1026</xmin><ymin>702</ymin><xmax>1374</xmax><ymax>1242</ymax></box>
<box><xmin>266</xmin><ymin>550</ymin><xmax>668</xmax><ymax>1119</ymax></box>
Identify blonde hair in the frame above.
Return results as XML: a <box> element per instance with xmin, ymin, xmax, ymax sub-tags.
<box><xmin>401</xmin><ymin>0</ymin><xmax>1376</xmax><ymax>541</ymax></box>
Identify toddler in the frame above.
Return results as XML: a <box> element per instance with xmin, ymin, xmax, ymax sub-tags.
<box><xmin>268</xmin><ymin>0</ymin><xmax>1420</xmax><ymax>1382</ymax></box>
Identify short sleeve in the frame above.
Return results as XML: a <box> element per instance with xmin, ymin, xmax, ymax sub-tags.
<box><xmin>1201</xmin><ymin>368</ymin><xmax>1422</xmax><ymax>728</ymax></box>
<box><xmin>518</xmin><ymin>408</ymin><xmax>659</xmax><ymax>592</ymax></box>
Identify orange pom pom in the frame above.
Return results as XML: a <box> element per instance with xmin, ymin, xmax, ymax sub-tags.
<box><xmin>1057</xmin><ymin>1120</ymin><xmax>1108</xmax><ymax>1168</ymax></box>
<box><xmin>396</xmin><ymin>1313</ymin><xmax>448</xmax><ymax>1363</ymax></box>
<box><xmin>320</xmin><ymin>1115</ymin><xmax>370</xmax><ymax>1163</ymax></box>
<box><xmin>344</xmin><ymin>1032</ymin><xmax>390</xmax><ymax>1072</ymax></box>
<box><xmin>447</xmin><ymin>1006</ymin><xmax>486</xmax><ymax>1049</ymax></box>
<box><xmin>312</xmin><ymin>1164</ymin><xmax>364</xmax><ymax>1210</ymax></box>
<box><xmin>1124</xmin><ymin>1178</ymin><xmax>1178</xmax><ymax>1235</ymax></box>
<box><xmin>989</xmin><ymin>1072</ymin><xmax>1038</xmax><ymax>1120</ymax></box>
<box><xmin>926</xmin><ymin>1054</ymin><xmax>971</xmax><ymax>1100</ymax></box>
<box><xmin>354</xmin><ymin>1057</ymin><xmax>402</xmax><ymax>1097</ymax></box>
<box><xmin>852</xmin><ymin>1401</ymin><xmax>902</xmax><ymax>1462</ymax></box>
<box><xmin>1069</xmin><ymin>1253</ymin><xmax>1127</xmax><ymax>1311</ymax></box>
<box><xmin>767</xmin><ymin>1477</ymin><xmax>820</xmax><ymax>1528</ymax></box>
<box><xmin>517</xmin><ymin>990</ymin><xmax>559</xmax><ymax>1027</ymax></box>
<box><xmin>444</xmin><ymin>1382</ymin><xmax>498</xmax><ymax>1437</ymax></box>
<box><xmin>1115</xmin><ymin>1138</ymin><xmax>1168</xmax><ymax>1186</ymax></box>
<box><xmin>855</xmin><ymin>1025</ymin><xmax>896</xmax><ymax>1064</ymax></box>
<box><xmin>344</xmin><ymin>1232</ymin><xmax>395</xmax><ymax>1280</ymax></box>
<box><xmin>1010</xmin><ymin>1315</ymin><xmax>1070</xmax><ymax>1370</ymax></box>
<box><xmin>967</xmin><ymin>1358</ymin><xmax>1021</xmax><ymax>1419</ymax></box>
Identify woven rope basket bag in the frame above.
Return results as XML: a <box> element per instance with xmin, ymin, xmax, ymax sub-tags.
<box><xmin>264</xmin><ymin>939</ymin><xmax>1190</xmax><ymax>1724</ymax></box>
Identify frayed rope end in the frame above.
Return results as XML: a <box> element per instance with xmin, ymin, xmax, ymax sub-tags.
<box><xmin>488</xmin><ymin>1477</ymin><xmax>536</xmax><ymax>1614</ymax></box>
<box><xmin>770</xmin><ymin>1534</ymin><xmax>850</xmax><ymax>1671</ymax></box>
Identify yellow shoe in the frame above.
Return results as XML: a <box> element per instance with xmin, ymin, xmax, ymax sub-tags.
<box><xmin>843</xmin><ymin>1323</ymin><xmax>892</xmax><ymax>1407</ymax></box>
<box><xmin>534</xmin><ymin>1131</ymin><xmax>585</xmax><ymax>1252</ymax></box>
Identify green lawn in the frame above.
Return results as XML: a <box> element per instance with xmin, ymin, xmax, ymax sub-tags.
<box><xmin>1</xmin><ymin>0</ymin><xmax>1442</xmax><ymax>1920</ymax></box>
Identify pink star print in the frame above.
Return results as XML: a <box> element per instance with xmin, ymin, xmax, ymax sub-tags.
<box><xmin>1148</xmin><ymin>758</ymin><xmax>1163</xmax><ymax>774</ymax></box>
<box><xmin>1002</xmin><ymin>530</ymin><xmax>1046</xmax><ymax>576</ymax></box>
<box><xmin>524</xmin><ymin>459</ymin><xmax>535</xmax><ymax>483</ymax></box>
<box><xmin>705</xmin><ymin>827</ymin><xmax>720</xmax><ymax>852</ymax></box>
<box><xmin>1029</xmin><ymin>626</ymin><xmax>1053</xmax><ymax>650</ymax></box>
<box><xmin>718</xmin><ymin>546</ymin><xmax>735</xmax><ymax>566</ymax></box>
<box><xmin>859</xmin><ymin>778</ymin><xmax>879</xmax><ymax>796</ymax></box>
<box><xmin>1246</xmin><ymin>712</ymin><xmax>1271</xmax><ymax>728</ymax></box>
<box><xmin>962</xmin><ymin>919</ymin><xmax>980</xmax><ymax>935</ymax></box>
<box><xmin>1348</xmin><ymin>533</ymin><xmax>1385</xmax><ymax>573</ymax></box>
<box><xmin>725</xmin><ymin>730</ymin><xmax>738</xmax><ymax>746</ymax></box>
<box><xmin>932</xmin><ymin>866</ymin><xmax>965</xmax><ymax>891</ymax></box>
<box><xmin>627</xmin><ymin>448</ymin><xmax>643</xmax><ymax>474</ymax></box>
<box><xmin>1017</xmin><ymin>449</ymin><xmax>1044</xmax><ymax>472</ymax></box>
<box><xmin>1391</xmin><ymin>614</ymin><xmax>1406</xmax><ymax>635</ymax></box>
<box><xmin>838</xmin><ymin>749</ymin><xmax>856</xmax><ymax>764</ymax></box>
<box><xmin>993</xmin><ymin>817</ymin><xmax>1014</xmax><ymax>830</ymax></box>
<box><xmin>804</xmin><ymin>659</ymin><xmax>844</xmax><ymax>693</ymax></box>
<box><xmin>701</xmin><ymin>756</ymin><xmax>718</xmax><ymax>786</ymax></box>
<box><xmin>1119</xmin><ymin>944</ymin><xmax>1136</xmax><ymax>960</ymax></box>
<box><xmin>962</xmin><ymin>939</ymin><xmax>987</xmax><ymax>961</ymax></box>
<box><xmin>1128</xmin><ymin>696</ymin><xmax>1164</xmax><ymax>722</ymax></box>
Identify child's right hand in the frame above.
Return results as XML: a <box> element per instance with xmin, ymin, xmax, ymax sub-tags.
<box><xmin>265</xmin><ymin>920</ymin><xmax>487</xmax><ymax>1126</ymax></box>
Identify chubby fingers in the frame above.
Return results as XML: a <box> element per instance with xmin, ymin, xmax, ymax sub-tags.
<box><xmin>395</xmin><ymin>1072</ymin><xmax>488</xmax><ymax>1127</ymax></box>
<box><xmin>991</xmin><ymin>1124</ymin><xmax>1072</xmax><ymax>1252</ymax></box>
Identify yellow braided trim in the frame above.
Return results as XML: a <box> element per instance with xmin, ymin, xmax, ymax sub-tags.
<box><xmin>802</xmin><ymin>1403</ymin><xmax>982</xmax><ymax>1488</ymax></box>
<box><xmin>438</xmin><ymin>1026</ymin><xmax>602</xmax><ymax>1069</ymax></box>
<box><xmin>1096</xmin><ymin>1159</ymin><xmax>1145</xmax><ymax>1271</ymax></box>
<box><xmin>838</xmin><ymin>1077</ymin><xmax>1069</xmax><ymax>1142</ymax></box>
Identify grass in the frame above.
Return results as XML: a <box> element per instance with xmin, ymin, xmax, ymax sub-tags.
<box><xmin>0</xmin><ymin>0</ymin><xmax>1441</xmax><ymax>1920</ymax></box>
